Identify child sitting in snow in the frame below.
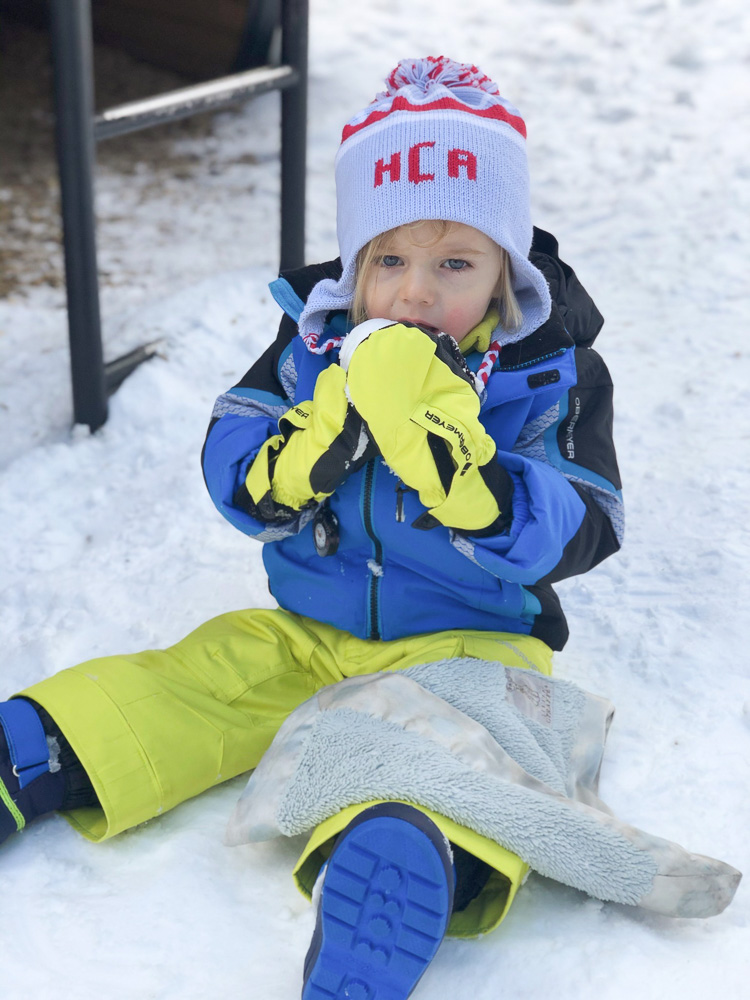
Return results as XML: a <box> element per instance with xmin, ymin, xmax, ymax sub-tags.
<box><xmin>0</xmin><ymin>57</ymin><xmax>737</xmax><ymax>1000</ymax></box>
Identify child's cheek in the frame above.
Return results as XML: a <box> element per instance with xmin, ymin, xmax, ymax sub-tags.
<box><xmin>442</xmin><ymin>306</ymin><xmax>474</xmax><ymax>337</ymax></box>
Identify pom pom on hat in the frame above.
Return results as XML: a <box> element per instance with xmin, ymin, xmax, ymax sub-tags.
<box><xmin>379</xmin><ymin>55</ymin><xmax>500</xmax><ymax>99</ymax></box>
<box><xmin>341</xmin><ymin>55</ymin><xmax>527</xmax><ymax>144</ymax></box>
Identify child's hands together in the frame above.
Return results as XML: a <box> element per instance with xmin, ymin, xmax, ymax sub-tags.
<box><xmin>341</xmin><ymin>321</ymin><xmax>514</xmax><ymax>535</ymax></box>
<box><xmin>240</xmin><ymin>321</ymin><xmax>514</xmax><ymax>534</ymax></box>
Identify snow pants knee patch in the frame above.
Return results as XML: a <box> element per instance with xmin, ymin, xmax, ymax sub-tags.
<box><xmin>18</xmin><ymin>608</ymin><xmax>324</xmax><ymax>840</ymax></box>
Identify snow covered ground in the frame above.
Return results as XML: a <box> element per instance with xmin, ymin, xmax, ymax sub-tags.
<box><xmin>1</xmin><ymin>0</ymin><xmax>748</xmax><ymax>996</ymax></box>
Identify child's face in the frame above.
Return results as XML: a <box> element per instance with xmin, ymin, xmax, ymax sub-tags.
<box><xmin>360</xmin><ymin>221</ymin><xmax>505</xmax><ymax>344</ymax></box>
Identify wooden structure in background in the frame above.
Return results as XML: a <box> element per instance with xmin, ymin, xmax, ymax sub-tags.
<box><xmin>89</xmin><ymin>0</ymin><xmax>280</xmax><ymax>79</ymax></box>
<box><xmin>0</xmin><ymin>0</ymin><xmax>280</xmax><ymax>79</ymax></box>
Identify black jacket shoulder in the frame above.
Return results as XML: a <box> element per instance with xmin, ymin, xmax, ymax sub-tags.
<box><xmin>530</xmin><ymin>227</ymin><xmax>604</xmax><ymax>349</ymax></box>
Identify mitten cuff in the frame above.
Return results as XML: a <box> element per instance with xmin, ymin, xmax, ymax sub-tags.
<box><xmin>339</xmin><ymin>318</ymin><xmax>395</xmax><ymax>372</ymax></box>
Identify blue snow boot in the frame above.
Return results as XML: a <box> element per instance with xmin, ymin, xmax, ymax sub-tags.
<box><xmin>302</xmin><ymin>803</ymin><xmax>455</xmax><ymax>1000</ymax></box>
<box><xmin>0</xmin><ymin>698</ymin><xmax>70</xmax><ymax>845</ymax></box>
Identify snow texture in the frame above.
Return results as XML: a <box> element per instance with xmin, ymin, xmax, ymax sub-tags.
<box><xmin>1</xmin><ymin>1</ymin><xmax>748</xmax><ymax>997</ymax></box>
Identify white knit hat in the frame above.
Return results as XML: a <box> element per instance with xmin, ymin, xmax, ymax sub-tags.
<box><xmin>298</xmin><ymin>56</ymin><xmax>551</xmax><ymax>382</ymax></box>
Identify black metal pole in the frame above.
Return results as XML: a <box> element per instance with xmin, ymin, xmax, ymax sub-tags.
<box><xmin>49</xmin><ymin>0</ymin><xmax>107</xmax><ymax>430</ymax></box>
<box><xmin>279</xmin><ymin>0</ymin><xmax>308</xmax><ymax>271</ymax></box>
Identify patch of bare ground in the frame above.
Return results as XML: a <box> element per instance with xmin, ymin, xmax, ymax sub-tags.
<box><xmin>0</xmin><ymin>19</ymin><xmax>256</xmax><ymax>299</ymax></box>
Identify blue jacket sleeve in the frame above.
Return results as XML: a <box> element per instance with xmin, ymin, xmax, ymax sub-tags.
<box><xmin>453</xmin><ymin>348</ymin><xmax>623</xmax><ymax>585</ymax></box>
<box><xmin>201</xmin><ymin>314</ymin><xmax>303</xmax><ymax>539</ymax></box>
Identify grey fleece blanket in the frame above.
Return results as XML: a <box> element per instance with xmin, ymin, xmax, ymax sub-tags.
<box><xmin>227</xmin><ymin>659</ymin><xmax>740</xmax><ymax>918</ymax></box>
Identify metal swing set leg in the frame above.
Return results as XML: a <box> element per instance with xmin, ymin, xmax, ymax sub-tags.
<box><xmin>48</xmin><ymin>0</ymin><xmax>308</xmax><ymax>431</ymax></box>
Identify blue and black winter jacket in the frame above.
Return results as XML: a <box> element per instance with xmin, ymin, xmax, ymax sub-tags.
<box><xmin>202</xmin><ymin>228</ymin><xmax>622</xmax><ymax>650</ymax></box>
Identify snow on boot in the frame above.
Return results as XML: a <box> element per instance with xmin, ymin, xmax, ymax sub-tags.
<box><xmin>302</xmin><ymin>803</ymin><xmax>454</xmax><ymax>1000</ymax></box>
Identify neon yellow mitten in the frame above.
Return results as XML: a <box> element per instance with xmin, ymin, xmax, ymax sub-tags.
<box><xmin>341</xmin><ymin>320</ymin><xmax>513</xmax><ymax>535</ymax></box>
<box><xmin>240</xmin><ymin>363</ymin><xmax>376</xmax><ymax>522</ymax></box>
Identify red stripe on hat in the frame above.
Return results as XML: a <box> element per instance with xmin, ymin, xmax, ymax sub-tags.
<box><xmin>341</xmin><ymin>95</ymin><xmax>526</xmax><ymax>143</ymax></box>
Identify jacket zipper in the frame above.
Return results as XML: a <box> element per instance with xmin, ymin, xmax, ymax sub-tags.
<box><xmin>362</xmin><ymin>460</ymin><xmax>383</xmax><ymax>640</ymax></box>
<box><xmin>499</xmin><ymin>347</ymin><xmax>567</xmax><ymax>371</ymax></box>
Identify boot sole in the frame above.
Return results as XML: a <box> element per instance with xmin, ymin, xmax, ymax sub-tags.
<box><xmin>302</xmin><ymin>811</ymin><xmax>453</xmax><ymax>1000</ymax></box>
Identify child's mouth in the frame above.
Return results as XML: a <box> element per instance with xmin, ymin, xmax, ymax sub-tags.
<box><xmin>399</xmin><ymin>318</ymin><xmax>441</xmax><ymax>335</ymax></box>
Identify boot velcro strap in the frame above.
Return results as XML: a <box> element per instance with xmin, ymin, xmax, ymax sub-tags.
<box><xmin>0</xmin><ymin>699</ymin><xmax>50</xmax><ymax>789</ymax></box>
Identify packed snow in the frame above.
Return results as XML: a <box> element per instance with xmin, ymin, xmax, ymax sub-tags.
<box><xmin>1</xmin><ymin>0</ymin><xmax>748</xmax><ymax>997</ymax></box>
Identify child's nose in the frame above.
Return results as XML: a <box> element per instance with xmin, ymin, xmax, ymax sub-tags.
<box><xmin>398</xmin><ymin>268</ymin><xmax>434</xmax><ymax>305</ymax></box>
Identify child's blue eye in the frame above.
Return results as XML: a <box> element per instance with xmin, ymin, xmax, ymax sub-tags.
<box><xmin>444</xmin><ymin>259</ymin><xmax>469</xmax><ymax>270</ymax></box>
<box><xmin>381</xmin><ymin>255</ymin><xmax>401</xmax><ymax>267</ymax></box>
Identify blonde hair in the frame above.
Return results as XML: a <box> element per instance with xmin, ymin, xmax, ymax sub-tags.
<box><xmin>350</xmin><ymin>221</ymin><xmax>523</xmax><ymax>333</ymax></box>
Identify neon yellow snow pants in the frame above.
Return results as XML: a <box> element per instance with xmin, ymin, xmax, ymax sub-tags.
<box><xmin>20</xmin><ymin>607</ymin><xmax>553</xmax><ymax>937</ymax></box>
